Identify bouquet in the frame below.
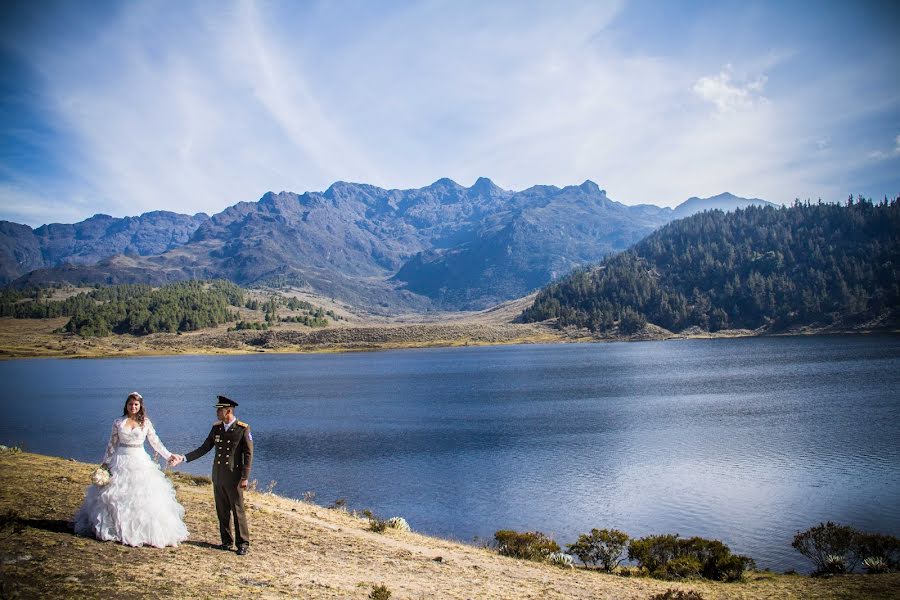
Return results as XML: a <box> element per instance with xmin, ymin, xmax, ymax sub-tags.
<box><xmin>90</xmin><ymin>465</ymin><xmax>111</xmax><ymax>487</ymax></box>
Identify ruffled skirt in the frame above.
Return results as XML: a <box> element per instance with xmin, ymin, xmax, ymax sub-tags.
<box><xmin>74</xmin><ymin>447</ymin><xmax>188</xmax><ymax>547</ymax></box>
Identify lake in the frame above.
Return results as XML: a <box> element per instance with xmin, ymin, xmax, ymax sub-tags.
<box><xmin>1</xmin><ymin>335</ymin><xmax>898</xmax><ymax>572</ymax></box>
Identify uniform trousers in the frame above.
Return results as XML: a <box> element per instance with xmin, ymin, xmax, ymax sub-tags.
<box><xmin>213</xmin><ymin>471</ymin><xmax>250</xmax><ymax>547</ymax></box>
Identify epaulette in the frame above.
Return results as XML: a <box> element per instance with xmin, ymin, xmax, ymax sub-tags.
<box><xmin>213</xmin><ymin>420</ymin><xmax>222</xmax><ymax>425</ymax></box>
<box><xmin>236</xmin><ymin>421</ymin><xmax>248</xmax><ymax>428</ymax></box>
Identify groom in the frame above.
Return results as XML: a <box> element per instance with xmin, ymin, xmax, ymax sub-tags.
<box><xmin>172</xmin><ymin>395</ymin><xmax>254</xmax><ymax>555</ymax></box>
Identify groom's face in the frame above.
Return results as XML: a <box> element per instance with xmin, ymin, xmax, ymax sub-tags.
<box><xmin>217</xmin><ymin>407</ymin><xmax>231</xmax><ymax>421</ymax></box>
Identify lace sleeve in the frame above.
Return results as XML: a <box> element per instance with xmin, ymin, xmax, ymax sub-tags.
<box><xmin>144</xmin><ymin>419</ymin><xmax>172</xmax><ymax>461</ymax></box>
<box><xmin>101</xmin><ymin>419</ymin><xmax>119</xmax><ymax>465</ymax></box>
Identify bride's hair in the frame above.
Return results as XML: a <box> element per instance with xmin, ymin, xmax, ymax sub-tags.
<box><xmin>123</xmin><ymin>392</ymin><xmax>146</xmax><ymax>426</ymax></box>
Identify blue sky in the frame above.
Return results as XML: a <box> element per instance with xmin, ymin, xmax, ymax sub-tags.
<box><xmin>1</xmin><ymin>0</ymin><xmax>898</xmax><ymax>226</ymax></box>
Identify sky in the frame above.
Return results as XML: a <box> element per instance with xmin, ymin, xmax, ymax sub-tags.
<box><xmin>1</xmin><ymin>0</ymin><xmax>898</xmax><ymax>227</ymax></box>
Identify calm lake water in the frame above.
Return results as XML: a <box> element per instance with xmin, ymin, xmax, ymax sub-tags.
<box><xmin>1</xmin><ymin>335</ymin><xmax>898</xmax><ymax>572</ymax></box>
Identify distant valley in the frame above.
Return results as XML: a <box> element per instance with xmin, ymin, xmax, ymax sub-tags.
<box><xmin>0</xmin><ymin>179</ymin><xmax>772</xmax><ymax>312</ymax></box>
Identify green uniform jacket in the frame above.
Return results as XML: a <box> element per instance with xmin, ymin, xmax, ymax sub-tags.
<box><xmin>186</xmin><ymin>420</ymin><xmax>253</xmax><ymax>481</ymax></box>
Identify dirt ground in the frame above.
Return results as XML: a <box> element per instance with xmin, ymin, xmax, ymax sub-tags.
<box><xmin>1</xmin><ymin>451</ymin><xmax>897</xmax><ymax>600</ymax></box>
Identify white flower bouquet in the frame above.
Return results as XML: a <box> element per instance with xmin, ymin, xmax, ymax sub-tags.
<box><xmin>91</xmin><ymin>465</ymin><xmax>111</xmax><ymax>487</ymax></box>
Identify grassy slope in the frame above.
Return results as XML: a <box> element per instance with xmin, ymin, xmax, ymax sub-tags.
<box><xmin>1</xmin><ymin>452</ymin><xmax>898</xmax><ymax>599</ymax></box>
<box><xmin>0</xmin><ymin>316</ymin><xmax>576</xmax><ymax>360</ymax></box>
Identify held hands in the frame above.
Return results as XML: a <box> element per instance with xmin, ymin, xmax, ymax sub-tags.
<box><xmin>239</xmin><ymin>478</ymin><xmax>248</xmax><ymax>489</ymax></box>
<box><xmin>167</xmin><ymin>454</ymin><xmax>185</xmax><ymax>467</ymax></box>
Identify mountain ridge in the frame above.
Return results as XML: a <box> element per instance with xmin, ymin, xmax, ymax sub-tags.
<box><xmin>2</xmin><ymin>179</ymin><xmax>775</xmax><ymax>311</ymax></box>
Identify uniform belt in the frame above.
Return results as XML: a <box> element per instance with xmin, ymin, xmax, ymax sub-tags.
<box><xmin>119</xmin><ymin>442</ymin><xmax>142</xmax><ymax>448</ymax></box>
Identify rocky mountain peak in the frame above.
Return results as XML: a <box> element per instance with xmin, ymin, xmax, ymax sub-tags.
<box><xmin>469</xmin><ymin>177</ymin><xmax>504</xmax><ymax>196</ymax></box>
<box><xmin>578</xmin><ymin>180</ymin><xmax>603</xmax><ymax>195</ymax></box>
<box><xmin>428</xmin><ymin>177</ymin><xmax>464</xmax><ymax>190</ymax></box>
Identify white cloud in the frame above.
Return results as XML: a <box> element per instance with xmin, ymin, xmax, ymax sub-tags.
<box><xmin>868</xmin><ymin>133</ymin><xmax>900</xmax><ymax>160</ymax></box>
<box><xmin>692</xmin><ymin>65</ymin><xmax>768</xmax><ymax>113</ymax></box>
<box><xmin>2</xmin><ymin>1</ymin><xmax>897</xmax><ymax>226</ymax></box>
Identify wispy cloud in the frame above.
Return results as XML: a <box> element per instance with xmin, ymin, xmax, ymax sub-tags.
<box><xmin>692</xmin><ymin>65</ymin><xmax>768</xmax><ymax>113</ymax></box>
<box><xmin>868</xmin><ymin>134</ymin><xmax>900</xmax><ymax>160</ymax></box>
<box><xmin>1</xmin><ymin>0</ymin><xmax>898</xmax><ymax>226</ymax></box>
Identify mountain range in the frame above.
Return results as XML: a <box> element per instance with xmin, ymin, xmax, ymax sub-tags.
<box><xmin>0</xmin><ymin>179</ymin><xmax>773</xmax><ymax>311</ymax></box>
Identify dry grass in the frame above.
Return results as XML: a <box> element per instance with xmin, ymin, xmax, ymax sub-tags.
<box><xmin>1</xmin><ymin>451</ymin><xmax>898</xmax><ymax>599</ymax></box>
<box><xmin>0</xmin><ymin>316</ymin><xmax>575</xmax><ymax>360</ymax></box>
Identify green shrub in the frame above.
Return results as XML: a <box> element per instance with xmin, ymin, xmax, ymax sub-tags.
<box><xmin>369</xmin><ymin>584</ymin><xmax>391</xmax><ymax>600</ymax></box>
<box><xmin>616</xmin><ymin>565</ymin><xmax>648</xmax><ymax>578</ymax></box>
<box><xmin>494</xmin><ymin>530</ymin><xmax>561</xmax><ymax>562</ymax></box>
<box><xmin>711</xmin><ymin>552</ymin><xmax>755</xmax><ymax>582</ymax></box>
<box><xmin>369</xmin><ymin>518</ymin><xmax>387</xmax><ymax>533</ymax></box>
<box><xmin>629</xmin><ymin>534</ymin><xmax>752</xmax><ymax>582</ymax></box>
<box><xmin>230</xmin><ymin>320</ymin><xmax>269</xmax><ymax>331</ymax></box>
<box><xmin>679</xmin><ymin>537</ymin><xmax>754</xmax><ymax>582</ymax></box>
<box><xmin>567</xmin><ymin>528</ymin><xmax>630</xmax><ymax>571</ymax></box>
<box><xmin>628</xmin><ymin>534</ymin><xmax>681</xmax><ymax>572</ymax></box>
<box><xmin>657</xmin><ymin>556</ymin><xmax>702</xmax><ymax>580</ymax></box>
<box><xmin>792</xmin><ymin>522</ymin><xmax>860</xmax><ymax>575</ymax></box>
<box><xmin>648</xmin><ymin>590</ymin><xmax>705</xmax><ymax>600</ymax></box>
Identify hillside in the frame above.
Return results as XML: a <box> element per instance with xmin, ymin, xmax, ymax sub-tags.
<box><xmin>2</xmin><ymin>180</ymin><xmax>770</xmax><ymax>312</ymax></box>
<box><xmin>522</xmin><ymin>200</ymin><xmax>900</xmax><ymax>334</ymax></box>
<box><xmin>2</xmin><ymin>451</ymin><xmax>898</xmax><ymax>599</ymax></box>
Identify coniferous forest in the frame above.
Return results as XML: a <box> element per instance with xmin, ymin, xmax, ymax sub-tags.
<box><xmin>0</xmin><ymin>280</ymin><xmax>244</xmax><ymax>336</ymax></box>
<box><xmin>0</xmin><ymin>280</ymin><xmax>339</xmax><ymax>337</ymax></box>
<box><xmin>521</xmin><ymin>198</ymin><xmax>900</xmax><ymax>334</ymax></box>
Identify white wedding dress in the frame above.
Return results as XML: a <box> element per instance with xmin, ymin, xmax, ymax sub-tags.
<box><xmin>74</xmin><ymin>417</ymin><xmax>188</xmax><ymax>547</ymax></box>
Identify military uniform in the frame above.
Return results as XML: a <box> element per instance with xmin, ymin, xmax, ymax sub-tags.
<box><xmin>186</xmin><ymin>396</ymin><xmax>253</xmax><ymax>551</ymax></box>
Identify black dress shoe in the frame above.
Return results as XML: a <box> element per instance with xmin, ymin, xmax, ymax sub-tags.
<box><xmin>237</xmin><ymin>544</ymin><xmax>249</xmax><ymax>556</ymax></box>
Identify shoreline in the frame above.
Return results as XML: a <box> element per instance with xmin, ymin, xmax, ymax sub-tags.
<box><xmin>2</xmin><ymin>450</ymin><xmax>899</xmax><ymax>599</ymax></box>
<box><xmin>1</xmin><ymin>316</ymin><xmax>897</xmax><ymax>360</ymax></box>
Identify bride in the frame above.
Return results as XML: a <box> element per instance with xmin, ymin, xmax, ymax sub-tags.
<box><xmin>74</xmin><ymin>392</ymin><xmax>188</xmax><ymax>547</ymax></box>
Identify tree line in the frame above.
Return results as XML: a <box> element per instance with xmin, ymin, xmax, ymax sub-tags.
<box><xmin>521</xmin><ymin>197</ymin><xmax>900</xmax><ymax>333</ymax></box>
<box><xmin>1</xmin><ymin>281</ymin><xmax>342</xmax><ymax>336</ymax></box>
<box><xmin>244</xmin><ymin>293</ymin><xmax>338</xmax><ymax>328</ymax></box>
<box><xmin>0</xmin><ymin>280</ymin><xmax>245</xmax><ymax>337</ymax></box>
